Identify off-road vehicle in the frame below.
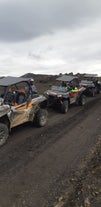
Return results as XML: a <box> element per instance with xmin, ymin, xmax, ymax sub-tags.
<box><xmin>80</xmin><ymin>74</ymin><xmax>101</xmax><ymax>96</ymax></box>
<box><xmin>0</xmin><ymin>76</ymin><xmax>48</xmax><ymax>146</ymax></box>
<box><xmin>80</xmin><ymin>80</ymin><xmax>96</xmax><ymax>97</ymax></box>
<box><xmin>44</xmin><ymin>75</ymin><xmax>86</xmax><ymax>113</ymax></box>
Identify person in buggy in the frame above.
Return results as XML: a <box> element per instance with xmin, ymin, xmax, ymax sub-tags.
<box><xmin>61</xmin><ymin>81</ymin><xmax>79</xmax><ymax>92</ymax></box>
<box><xmin>29</xmin><ymin>78</ymin><xmax>37</xmax><ymax>94</ymax></box>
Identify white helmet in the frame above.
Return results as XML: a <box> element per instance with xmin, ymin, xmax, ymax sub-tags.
<box><xmin>30</xmin><ymin>78</ymin><xmax>34</xmax><ymax>83</ymax></box>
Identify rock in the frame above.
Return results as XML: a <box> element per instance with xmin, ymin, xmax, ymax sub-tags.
<box><xmin>84</xmin><ymin>197</ymin><xmax>90</xmax><ymax>207</ymax></box>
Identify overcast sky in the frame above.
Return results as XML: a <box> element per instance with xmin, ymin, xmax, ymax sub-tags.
<box><xmin>0</xmin><ymin>0</ymin><xmax>101</xmax><ymax>76</ymax></box>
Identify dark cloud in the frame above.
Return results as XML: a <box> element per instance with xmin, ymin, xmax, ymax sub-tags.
<box><xmin>0</xmin><ymin>0</ymin><xmax>101</xmax><ymax>42</ymax></box>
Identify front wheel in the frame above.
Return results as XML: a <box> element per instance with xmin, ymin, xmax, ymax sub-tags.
<box><xmin>35</xmin><ymin>109</ymin><xmax>48</xmax><ymax>127</ymax></box>
<box><xmin>79</xmin><ymin>95</ymin><xmax>86</xmax><ymax>106</ymax></box>
<box><xmin>91</xmin><ymin>89</ymin><xmax>95</xmax><ymax>97</ymax></box>
<box><xmin>61</xmin><ymin>100</ymin><xmax>69</xmax><ymax>113</ymax></box>
<box><xmin>0</xmin><ymin>123</ymin><xmax>9</xmax><ymax>146</ymax></box>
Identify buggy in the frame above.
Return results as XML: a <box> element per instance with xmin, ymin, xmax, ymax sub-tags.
<box><xmin>80</xmin><ymin>74</ymin><xmax>101</xmax><ymax>96</ymax></box>
<box><xmin>0</xmin><ymin>76</ymin><xmax>48</xmax><ymax>146</ymax></box>
<box><xmin>44</xmin><ymin>75</ymin><xmax>86</xmax><ymax>113</ymax></box>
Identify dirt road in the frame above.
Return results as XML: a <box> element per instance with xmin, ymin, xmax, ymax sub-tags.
<box><xmin>0</xmin><ymin>96</ymin><xmax>101</xmax><ymax>207</ymax></box>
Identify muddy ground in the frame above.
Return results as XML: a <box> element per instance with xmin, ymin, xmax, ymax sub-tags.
<box><xmin>0</xmin><ymin>77</ymin><xmax>101</xmax><ymax>207</ymax></box>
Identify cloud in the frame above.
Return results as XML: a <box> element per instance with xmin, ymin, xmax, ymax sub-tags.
<box><xmin>0</xmin><ymin>1</ymin><xmax>101</xmax><ymax>76</ymax></box>
<box><xmin>0</xmin><ymin>17</ymin><xmax>101</xmax><ymax>77</ymax></box>
<box><xmin>0</xmin><ymin>0</ymin><xmax>101</xmax><ymax>41</ymax></box>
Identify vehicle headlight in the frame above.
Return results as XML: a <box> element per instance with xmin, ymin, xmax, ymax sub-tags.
<box><xmin>57</xmin><ymin>94</ymin><xmax>62</xmax><ymax>98</ymax></box>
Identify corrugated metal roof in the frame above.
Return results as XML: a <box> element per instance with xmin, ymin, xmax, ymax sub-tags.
<box><xmin>0</xmin><ymin>76</ymin><xmax>29</xmax><ymax>86</ymax></box>
<box><xmin>56</xmin><ymin>75</ymin><xmax>78</xmax><ymax>82</ymax></box>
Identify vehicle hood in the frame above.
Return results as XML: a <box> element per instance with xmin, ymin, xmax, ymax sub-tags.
<box><xmin>32</xmin><ymin>95</ymin><xmax>47</xmax><ymax>103</ymax></box>
<box><xmin>79</xmin><ymin>86</ymin><xmax>86</xmax><ymax>92</ymax></box>
<box><xmin>45</xmin><ymin>89</ymin><xmax>69</xmax><ymax>97</ymax></box>
<box><xmin>0</xmin><ymin>105</ymin><xmax>10</xmax><ymax>117</ymax></box>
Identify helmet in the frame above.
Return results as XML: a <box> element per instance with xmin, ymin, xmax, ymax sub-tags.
<box><xmin>69</xmin><ymin>80</ymin><xmax>73</xmax><ymax>85</ymax></box>
<box><xmin>30</xmin><ymin>78</ymin><xmax>34</xmax><ymax>82</ymax></box>
<box><xmin>29</xmin><ymin>78</ymin><xmax>34</xmax><ymax>85</ymax></box>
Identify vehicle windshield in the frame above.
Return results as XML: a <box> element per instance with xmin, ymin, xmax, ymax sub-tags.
<box><xmin>0</xmin><ymin>81</ymin><xmax>30</xmax><ymax>105</ymax></box>
<box><xmin>80</xmin><ymin>80</ymin><xmax>95</xmax><ymax>86</ymax></box>
<box><xmin>50</xmin><ymin>85</ymin><xmax>68</xmax><ymax>92</ymax></box>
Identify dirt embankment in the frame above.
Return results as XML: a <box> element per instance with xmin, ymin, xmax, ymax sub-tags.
<box><xmin>55</xmin><ymin>139</ymin><xmax>101</xmax><ymax>207</ymax></box>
